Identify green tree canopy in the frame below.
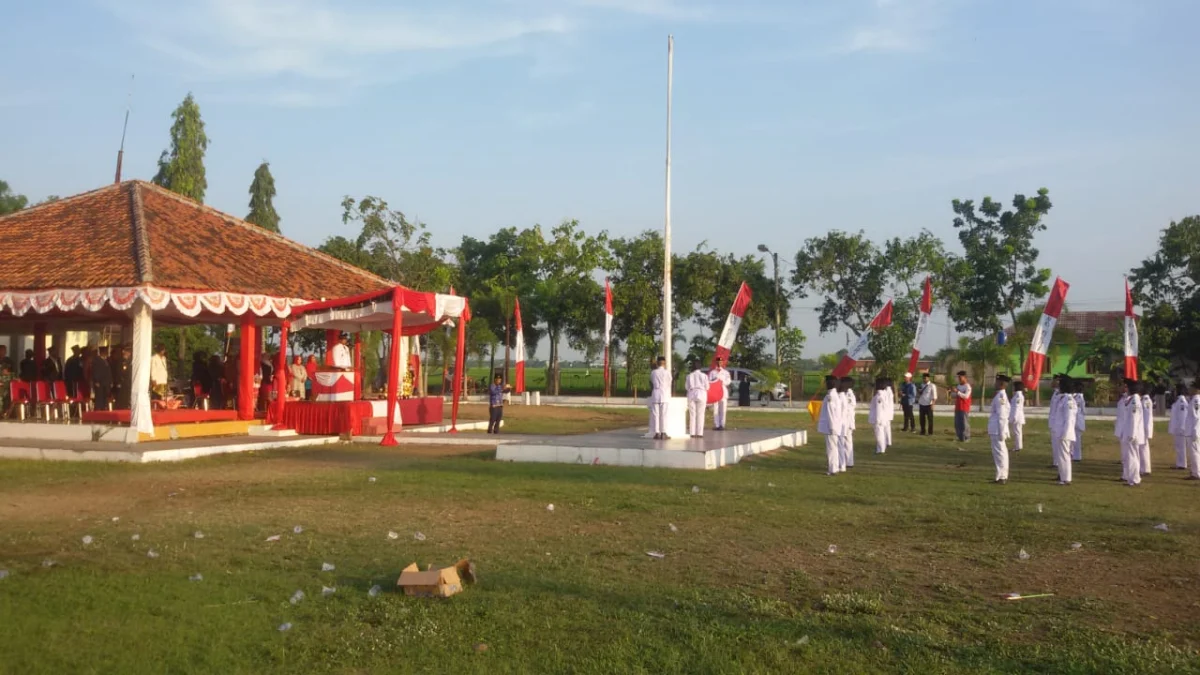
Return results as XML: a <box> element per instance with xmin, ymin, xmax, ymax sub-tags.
<box><xmin>0</xmin><ymin>180</ymin><xmax>29</xmax><ymax>215</ymax></box>
<box><xmin>245</xmin><ymin>161</ymin><xmax>280</xmax><ymax>233</ymax></box>
<box><xmin>1129</xmin><ymin>215</ymin><xmax>1200</xmax><ymax>376</ymax></box>
<box><xmin>153</xmin><ymin>93</ymin><xmax>209</xmax><ymax>203</ymax></box>
<box><xmin>791</xmin><ymin>230</ymin><xmax>887</xmax><ymax>335</ymax></box>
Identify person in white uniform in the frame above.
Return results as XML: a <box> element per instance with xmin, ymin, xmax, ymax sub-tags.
<box><xmin>816</xmin><ymin>376</ymin><xmax>843</xmax><ymax>475</ymax></box>
<box><xmin>1139</xmin><ymin>382</ymin><xmax>1154</xmax><ymax>475</ymax></box>
<box><xmin>648</xmin><ymin>356</ymin><xmax>670</xmax><ymax>440</ymax></box>
<box><xmin>882</xmin><ymin>378</ymin><xmax>895</xmax><ymax>449</ymax></box>
<box><xmin>708</xmin><ymin>357</ymin><xmax>732</xmax><ymax>431</ymax></box>
<box><xmin>1047</xmin><ymin>375</ymin><xmax>1063</xmax><ymax>468</ymax></box>
<box><xmin>1072</xmin><ymin>380</ymin><xmax>1086</xmax><ymax>461</ymax></box>
<box><xmin>988</xmin><ymin>374</ymin><xmax>1012</xmax><ymax>484</ymax></box>
<box><xmin>1169</xmin><ymin>384</ymin><xmax>1189</xmax><ymax>470</ymax></box>
<box><xmin>1115</xmin><ymin>379</ymin><xmax>1145</xmax><ymax>486</ymax></box>
<box><xmin>1186</xmin><ymin>382</ymin><xmax>1200</xmax><ymax>480</ymax></box>
<box><xmin>685</xmin><ymin>361</ymin><xmax>708</xmax><ymax>439</ymax></box>
<box><xmin>331</xmin><ymin>332</ymin><xmax>353</xmax><ymax>370</ymax></box>
<box><xmin>868</xmin><ymin>380</ymin><xmax>889</xmax><ymax>454</ymax></box>
<box><xmin>1009</xmin><ymin>381</ymin><xmax>1026</xmax><ymax>452</ymax></box>
<box><xmin>1052</xmin><ymin>376</ymin><xmax>1079</xmax><ymax>485</ymax></box>
<box><xmin>840</xmin><ymin>377</ymin><xmax>857</xmax><ymax>469</ymax></box>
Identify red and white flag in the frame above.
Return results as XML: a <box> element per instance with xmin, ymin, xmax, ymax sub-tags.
<box><xmin>712</xmin><ymin>282</ymin><xmax>753</xmax><ymax>367</ymax></box>
<box><xmin>1124</xmin><ymin>278</ymin><xmax>1138</xmax><ymax>380</ymax></box>
<box><xmin>907</xmin><ymin>276</ymin><xmax>932</xmax><ymax>375</ymax></box>
<box><xmin>1021</xmin><ymin>277</ymin><xmax>1070</xmax><ymax>390</ymax></box>
<box><xmin>603</xmin><ymin>278</ymin><xmax>613</xmax><ymax>396</ymax></box>
<box><xmin>513</xmin><ymin>297</ymin><xmax>526</xmax><ymax>393</ymax></box>
<box><xmin>832</xmin><ymin>300</ymin><xmax>894</xmax><ymax>377</ymax></box>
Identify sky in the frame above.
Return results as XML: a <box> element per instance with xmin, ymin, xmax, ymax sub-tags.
<box><xmin>2</xmin><ymin>0</ymin><xmax>1198</xmax><ymax>361</ymax></box>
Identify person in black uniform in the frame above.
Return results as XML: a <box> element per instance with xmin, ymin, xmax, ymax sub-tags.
<box><xmin>115</xmin><ymin>345</ymin><xmax>133</xmax><ymax>410</ymax></box>
<box><xmin>91</xmin><ymin>346</ymin><xmax>113</xmax><ymax>410</ymax></box>
<box><xmin>19</xmin><ymin>349</ymin><xmax>36</xmax><ymax>382</ymax></box>
<box><xmin>64</xmin><ymin>346</ymin><xmax>84</xmax><ymax>396</ymax></box>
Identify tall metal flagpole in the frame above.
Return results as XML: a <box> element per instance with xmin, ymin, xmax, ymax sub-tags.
<box><xmin>662</xmin><ymin>35</ymin><xmax>674</xmax><ymax>391</ymax></box>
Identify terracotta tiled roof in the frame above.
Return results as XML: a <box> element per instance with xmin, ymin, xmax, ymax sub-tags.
<box><xmin>0</xmin><ymin>180</ymin><xmax>390</xmax><ymax>299</ymax></box>
<box><xmin>1055</xmin><ymin>311</ymin><xmax>1129</xmax><ymax>343</ymax></box>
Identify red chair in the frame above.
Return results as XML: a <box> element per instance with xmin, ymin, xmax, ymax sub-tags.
<box><xmin>67</xmin><ymin>383</ymin><xmax>91</xmax><ymax>419</ymax></box>
<box><xmin>9</xmin><ymin>381</ymin><xmax>32</xmax><ymax>420</ymax></box>
<box><xmin>193</xmin><ymin>383</ymin><xmax>210</xmax><ymax>410</ymax></box>
<box><xmin>51</xmin><ymin>381</ymin><xmax>75</xmax><ymax>420</ymax></box>
<box><xmin>33</xmin><ymin>381</ymin><xmax>55</xmax><ymax>421</ymax></box>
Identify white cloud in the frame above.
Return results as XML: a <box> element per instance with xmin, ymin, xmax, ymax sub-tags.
<box><xmin>840</xmin><ymin>0</ymin><xmax>957</xmax><ymax>54</ymax></box>
<box><xmin>571</xmin><ymin>0</ymin><xmax>715</xmax><ymax>21</ymax></box>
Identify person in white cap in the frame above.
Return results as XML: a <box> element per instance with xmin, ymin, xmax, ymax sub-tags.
<box><xmin>1139</xmin><ymin>382</ymin><xmax>1154</xmax><ymax>475</ymax></box>
<box><xmin>899</xmin><ymin>372</ymin><xmax>916</xmax><ymax>432</ymax></box>
<box><xmin>817</xmin><ymin>375</ymin><xmax>844</xmax><ymax>475</ymax></box>
<box><xmin>988</xmin><ymin>374</ymin><xmax>1012</xmax><ymax>484</ymax></box>
<box><xmin>648</xmin><ymin>356</ymin><xmax>670</xmax><ymax>440</ymax></box>
<box><xmin>868</xmin><ymin>379</ymin><xmax>889</xmax><ymax>454</ymax></box>
<box><xmin>1170</xmin><ymin>383</ymin><xmax>1190</xmax><ymax>470</ymax></box>
<box><xmin>1052</xmin><ymin>376</ymin><xmax>1079</xmax><ymax>485</ymax></box>
<box><xmin>685</xmin><ymin>360</ymin><xmax>708</xmax><ymax>438</ymax></box>
<box><xmin>839</xmin><ymin>377</ymin><xmax>857</xmax><ymax>468</ymax></box>
<box><xmin>708</xmin><ymin>356</ymin><xmax>731</xmax><ymax>431</ymax></box>
<box><xmin>1115</xmin><ymin>379</ymin><xmax>1145</xmax><ymax>486</ymax></box>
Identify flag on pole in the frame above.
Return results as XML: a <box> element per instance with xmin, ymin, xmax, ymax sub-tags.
<box><xmin>708</xmin><ymin>282</ymin><xmax>753</xmax><ymax>403</ymax></box>
<box><xmin>809</xmin><ymin>300</ymin><xmax>894</xmax><ymax>419</ymax></box>
<box><xmin>1124</xmin><ymin>277</ymin><xmax>1138</xmax><ymax>380</ymax></box>
<box><xmin>907</xmin><ymin>277</ymin><xmax>932</xmax><ymax>375</ymax></box>
<box><xmin>514</xmin><ymin>297</ymin><xmax>526</xmax><ymax>393</ymax></box>
<box><xmin>1021</xmin><ymin>277</ymin><xmax>1070</xmax><ymax>390</ymax></box>
<box><xmin>603</xmin><ymin>278</ymin><xmax>613</xmax><ymax>397</ymax></box>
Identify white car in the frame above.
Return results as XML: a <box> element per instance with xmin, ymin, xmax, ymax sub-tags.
<box><xmin>701</xmin><ymin>367</ymin><xmax>789</xmax><ymax>402</ymax></box>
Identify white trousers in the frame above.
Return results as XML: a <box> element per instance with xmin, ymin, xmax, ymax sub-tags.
<box><xmin>1072</xmin><ymin>436</ymin><xmax>1082</xmax><ymax>461</ymax></box>
<box><xmin>824</xmin><ymin>435</ymin><xmax>840</xmax><ymax>474</ymax></box>
<box><xmin>687</xmin><ymin>398</ymin><xmax>705</xmax><ymax>437</ymax></box>
<box><xmin>1138</xmin><ymin>442</ymin><xmax>1152</xmax><ymax>474</ymax></box>
<box><xmin>1121</xmin><ymin>438</ymin><xmax>1142</xmax><ymax>484</ymax></box>
<box><xmin>1188</xmin><ymin>437</ymin><xmax>1200</xmax><ymax>478</ymax></box>
<box><xmin>1174</xmin><ymin>435</ymin><xmax>1187</xmax><ymax>468</ymax></box>
<box><xmin>711</xmin><ymin>399</ymin><xmax>727</xmax><ymax>429</ymax></box>
<box><xmin>1050</xmin><ymin>434</ymin><xmax>1061</xmax><ymax>466</ymax></box>
<box><xmin>874</xmin><ymin>424</ymin><xmax>887</xmax><ymax>453</ymax></box>
<box><xmin>1057</xmin><ymin>437</ymin><xmax>1074</xmax><ymax>483</ymax></box>
<box><xmin>990</xmin><ymin>434</ymin><xmax>1008</xmax><ymax>481</ymax></box>
<box><xmin>844</xmin><ymin>432</ymin><xmax>855</xmax><ymax>467</ymax></box>
<box><xmin>884</xmin><ymin>424</ymin><xmax>893</xmax><ymax>448</ymax></box>
<box><xmin>836</xmin><ymin>435</ymin><xmax>849</xmax><ymax>472</ymax></box>
<box><xmin>649</xmin><ymin>403</ymin><xmax>666</xmax><ymax>435</ymax></box>
<box><xmin>1011</xmin><ymin>423</ymin><xmax>1023</xmax><ymax>451</ymax></box>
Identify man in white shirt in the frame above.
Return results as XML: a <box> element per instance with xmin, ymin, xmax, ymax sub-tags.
<box><xmin>649</xmin><ymin>356</ymin><xmax>670</xmax><ymax>440</ymax></box>
<box><xmin>1009</xmin><ymin>381</ymin><xmax>1026</xmax><ymax>452</ymax></box>
<box><xmin>1052</xmin><ymin>376</ymin><xmax>1078</xmax><ymax>485</ymax></box>
<box><xmin>988</xmin><ymin>374</ymin><xmax>1012</xmax><ymax>483</ymax></box>
<box><xmin>331</xmin><ymin>332</ymin><xmax>353</xmax><ymax>371</ymax></box>
<box><xmin>1048</xmin><ymin>376</ymin><xmax>1063</xmax><ymax>468</ymax></box>
<box><xmin>1115</xmin><ymin>379</ymin><xmax>1145</xmax><ymax>486</ymax></box>
<box><xmin>840</xmin><ymin>377</ymin><xmax>857</xmax><ymax>468</ymax></box>
<box><xmin>1170</xmin><ymin>383</ymin><xmax>1190</xmax><ymax>470</ymax></box>
<box><xmin>882</xmin><ymin>377</ymin><xmax>895</xmax><ymax>448</ymax></box>
<box><xmin>952</xmin><ymin>371</ymin><xmax>972</xmax><ymax>442</ymax></box>
<box><xmin>708</xmin><ymin>357</ymin><xmax>732</xmax><ymax>431</ymax></box>
<box><xmin>868</xmin><ymin>380</ymin><xmax>889</xmax><ymax>455</ymax></box>
<box><xmin>1186</xmin><ymin>382</ymin><xmax>1200</xmax><ymax>480</ymax></box>
<box><xmin>917</xmin><ymin>372</ymin><xmax>937</xmax><ymax>435</ymax></box>
<box><xmin>150</xmin><ymin>344</ymin><xmax>170</xmax><ymax>397</ymax></box>
<box><xmin>816</xmin><ymin>376</ymin><xmax>843</xmax><ymax>475</ymax></box>
<box><xmin>685</xmin><ymin>361</ymin><xmax>709</xmax><ymax>439</ymax></box>
<box><xmin>1072</xmin><ymin>380</ymin><xmax>1086</xmax><ymax>461</ymax></box>
<box><xmin>1139</xmin><ymin>382</ymin><xmax>1154</xmax><ymax>475</ymax></box>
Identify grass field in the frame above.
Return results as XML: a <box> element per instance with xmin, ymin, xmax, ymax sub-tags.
<box><xmin>1</xmin><ymin>407</ymin><xmax>1198</xmax><ymax>674</ymax></box>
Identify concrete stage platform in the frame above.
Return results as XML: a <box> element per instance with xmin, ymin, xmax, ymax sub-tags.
<box><xmin>0</xmin><ymin>435</ymin><xmax>339</xmax><ymax>463</ymax></box>
<box><xmin>496</xmin><ymin>427</ymin><xmax>807</xmax><ymax>470</ymax></box>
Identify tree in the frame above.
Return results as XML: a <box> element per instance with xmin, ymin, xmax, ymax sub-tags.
<box><xmin>340</xmin><ymin>196</ymin><xmax>452</xmax><ymax>291</ymax></box>
<box><xmin>153</xmin><ymin>93</ymin><xmax>209</xmax><ymax>203</ymax></box>
<box><xmin>245</xmin><ymin>161</ymin><xmax>281</xmax><ymax>233</ymax></box>
<box><xmin>777</xmin><ymin>327</ymin><xmax>806</xmax><ymax>401</ymax></box>
<box><xmin>791</xmin><ymin>231</ymin><xmax>887</xmax><ymax>336</ymax></box>
<box><xmin>944</xmin><ymin>189</ymin><xmax>1053</xmax><ymax>372</ymax></box>
<box><xmin>0</xmin><ymin>180</ymin><xmax>28</xmax><ymax>215</ymax></box>
<box><xmin>677</xmin><ymin>246</ymin><xmax>784</xmax><ymax>370</ymax></box>
<box><xmin>1130</xmin><ymin>215</ymin><xmax>1200</xmax><ymax>376</ymax></box>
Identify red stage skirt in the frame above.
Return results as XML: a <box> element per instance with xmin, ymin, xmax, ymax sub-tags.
<box><xmin>275</xmin><ymin>402</ymin><xmax>374</xmax><ymax>436</ymax></box>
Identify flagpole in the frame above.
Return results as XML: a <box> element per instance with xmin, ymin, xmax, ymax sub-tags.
<box><xmin>662</xmin><ymin>34</ymin><xmax>674</xmax><ymax>392</ymax></box>
<box><xmin>604</xmin><ymin>277</ymin><xmax>610</xmax><ymax>401</ymax></box>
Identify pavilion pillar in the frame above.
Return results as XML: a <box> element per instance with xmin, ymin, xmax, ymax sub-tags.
<box><xmin>450</xmin><ymin>315</ymin><xmax>467</xmax><ymax>433</ymax></box>
<box><xmin>272</xmin><ymin>321</ymin><xmax>290</xmax><ymax>430</ymax></box>
<box><xmin>127</xmin><ymin>301</ymin><xmax>155</xmax><ymax>442</ymax></box>
<box><xmin>325</xmin><ymin>330</ymin><xmax>339</xmax><ymax>366</ymax></box>
<box><xmin>353</xmin><ymin>334</ymin><xmax>363</xmax><ymax>400</ymax></box>
<box><xmin>33</xmin><ymin>322</ymin><xmax>46</xmax><ymax>374</ymax></box>
<box><xmin>381</xmin><ymin>289</ymin><xmax>403</xmax><ymax>446</ymax></box>
<box><xmin>238</xmin><ymin>317</ymin><xmax>257</xmax><ymax>421</ymax></box>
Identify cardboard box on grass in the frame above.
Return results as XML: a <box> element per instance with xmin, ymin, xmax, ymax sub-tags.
<box><xmin>397</xmin><ymin>559</ymin><xmax>476</xmax><ymax>598</ymax></box>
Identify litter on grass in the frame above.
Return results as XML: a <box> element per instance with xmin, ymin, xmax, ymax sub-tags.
<box><xmin>321</xmin><ymin>562</ymin><xmax>336</xmax><ymax>572</ymax></box>
<box><xmin>414</xmin><ymin>532</ymin><xmax>427</xmax><ymax>541</ymax></box>
<box><xmin>691</xmin><ymin>486</ymin><xmax>700</xmax><ymax>494</ymax></box>
<box><xmin>278</xmin><ymin>623</ymin><xmax>292</xmax><ymax>632</ymax></box>
<box><xmin>265</xmin><ymin>535</ymin><xmax>281</xmax><ymax>542</ymax></box>
<box><xmin>194</xmin><ymin>531</ymin><xmax>205</xmax><ymax>540</ymax></box>
<box><xmin>827</xmin><ymin>545</ymin><xmax>838</xmax><ymax>554</ymax></box>
<box><xmin>387</xmin><ymin>531</ymin><xmax>399</xmax><ymax>540</ymax></box>
<box><xmin>147</xmin><ymin>550</ymin><xmax>160</xmax><ymax>559</ymax></box>
<box><xmin>189</xmin><ymin>573</ymin><xmax>203</xmax><ymax>582</ymax></box>
<box><xmin>0</xmin><ymin>570</ymin><xmax>9</xmax><ymax>580</ymax></box>
<box><xmin>1000</xmin><ymin>592</ymin><xmax>1055</xmax><ymax>601</ymax></box>
<box><xmin>82</xmin><ymin>535</ymin><xmax>94</xmax><ymax>545</ymax></box>
<box><xmin>646</xmin><ymin>551</ymin><xmax>666</xmax><ymax>560</ymax></box>
<box><xmin>546</xmin><ymin>504</ymin><xmax>555</xmax><ymax>512</ymax></box>
<box><xmin>368</xmin><ymin>476</ymin><xmax>377</xmax><ymax>483</ymax></box>
<box><xmin>289</xmin><ymin>590</ymin><xmax>305</xmax><ymax>605</ymax></box>
<box><xmin>668</xmin><ymin>523</ymin><xmax>679</xmax><ymax>533</ymax></box>
<box><xmin>111</xmin><ymin>517</ymin><xmax>120</xmax><ymax>523</ymax></box>
<box><xmin>293</xmin><ymin>526</ymin><xmax>304</xmax><ymax>534</ymax></box>
<box><xmin>42</xmin><ymin>559</ymin><xmax>56</xmax><ymax>568</ymax></box>
<box><xmin>397</xmin><ymin>559</ymin><xmax>475</xmax><ymax>598</ymax></box>
<box><xmin>131</xmin><ymin>534</ymin><xmax>141</xmax><ymax>542</ymax></box>
<box><xmin>1017</xmin><ymin>549</ymin><xmax>1030</xmax><ymax>561</ymax></box>
<box><xmin>368</xmin><ymin>585</ymin><xmax>382</xmax><ymax>598</ymax></box>
<box><xmin>1036</xmin><ymin>504</ymin><xmax>1044</xmax><ymax>513</ymax></box>
<box><xmin>768</xmin><ymin>483</ymin><xmax>776</xmax><ymax>488</ymax></box>
<box><xmin>321</xmin><ymin>586</ymin><xmax>336</xmax><ymax>597</ymax></box>
<box><xmin>1070</xmin><ymin>542</ymin><xmax>1083</xmax><ymax>550</ymax></box>
<box><xmin>1154</xmin><ymin>523</ymin><xmax>1169</xmax><ymax>532</ymax></box>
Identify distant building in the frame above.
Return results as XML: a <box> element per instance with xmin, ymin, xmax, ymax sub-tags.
<box><xmin>1004</xmin><ymin>310</ymin><xmax>1135</xmax><ymax>380</ymax></box>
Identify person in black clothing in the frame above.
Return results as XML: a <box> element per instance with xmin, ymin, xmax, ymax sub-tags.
<box><xmin>115</xmin><ymin>346</ymin><xmax>133</xmax><ymax>409</ymax></box>
<box><xmin>91</xmin><ymin>347</ymin><xmax>113</xmax><ymax>410</ymax></box>
<box><xmin>257</xmin><ymin>353</ymin><xmax>275</xmax><ymax>412</ymax></box>
<box><xmin>208</xmin><ymin>354</ymin><xmax>226</xmax><ymax>410</ymax></box>
<box><xmin>42</xmin><ymin>346</ymin><xmax>63</xmax><ymax>382</ymax></box>
<box><xmin>191</xmin><ymin>351</ymin><xmax>213</xmax><ymax>395</ymax></box>
<box><xmin>63</xmin><ymin>346</ymin><xmax>84</xmax><ymax>396</ymax></box>
<box><xmin>0</xmin><ymin>345</ymin><xmax>13</xmax><ymax>373</ymax></box>
<box><xmin>899</xmin><ymin>372</ymin><xmax>917</xmax><ymax>432</ymax></box>
<box><xmin>19</xmin><ymin>350</ymin><xmax>36</xmax><ymax>382</ymax></box>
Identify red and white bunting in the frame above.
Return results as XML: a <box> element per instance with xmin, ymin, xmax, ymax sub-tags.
<box><xmin>712</xmin><ymin>282</ymin><xmax>753</xmax><ymax>367</ymax></box>
<box><xmin>514</xmin><ymin>297</ymin><xmax>526</xmax><ymax>393</ymax></box>
<box><xmin>1124</xmin><ymin>278</ymin><xmax>1139</xmax><ymax>380</ymax></box>
<box><xmin>1021</xmin><ymin>277</ymin><xmax>1070</xmax><ymax>390</ymax></box>
<box><xmin>832</xmin><ymin>300</ymin><xmax>894</xmax><ymax>378</ymax></box>
<box><xmin>907</xmin><ymin>276</ymin><xmax>932</xmax><ymax>374</ymax></box>
<box><xmin>603</xmin><ymin>278</ymin><xmax>613</xmax><ymax>397</ymax></box>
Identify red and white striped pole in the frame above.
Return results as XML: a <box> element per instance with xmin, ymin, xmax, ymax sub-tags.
<box><xmin>513</xmin><ymin>297</ymin><xmax>526</xmax><ymax>394</ymax></box>
<box><xmin>1021</xmin><ymin>277</ymin><xmax>1070</xmax><ymax>391</ymax></box>
<box><xmin>833</xmin><ymin>300</ymin><xmax>894</xmax><ymax>378</ymax></box>
<box><xmin>1124</xmin><ymin>277</ymin><xmax>1138</xmax><ymax>380</ymax></box>
<box><xmin>907</xmin><ymin>277</ymin><xmax>932</xmax><ymax>375</ymax></box>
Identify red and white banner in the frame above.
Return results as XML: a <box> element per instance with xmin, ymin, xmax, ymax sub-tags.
<box><xmin>603</xmin><ymin>278</ymin><xmax>613</xmax><ymax>397</ymax></box>
<box><xmin>832</xmin><ymin>300</ymin><xmax>894</xmax><ymax>378</ymax></box>
<box><xmin>712</xmin><ymin>282</ymin><xmax>753</xmax><ymax>367</ymax></box>
<box><xmin>1021</xmin><ymin>277</ymin><xmax>1070</xmax><ymax>390</ymax></box>
<box><xmin>1124</xmin><ymin>278</ymin><xmax>1138</xmax><ymax>380</ymax></box>
<box><xmin>907</xmin><ymin>276</ymin><xmax>932</xmax><ymax>375</ymax></box>
<box><xmin>513</xmin><ymin>297</ymin><xmax>526</xmax><ymax>393</ymax></box>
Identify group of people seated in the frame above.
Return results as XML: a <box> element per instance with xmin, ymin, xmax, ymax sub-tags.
<box><xmin>185</xmin><ymin>348</ymin><xmax>323</xmax><ymax>411</ymax></box>
<box><xmin>0</xmin><ymin>342</ymin><xmax>134</xmax><ymax>417</ymax></box>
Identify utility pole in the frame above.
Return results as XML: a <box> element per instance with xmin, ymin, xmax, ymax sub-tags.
<box><xmin>758</xmin><ymin>244</ymin><xmax>781</xmax><ymax>366</ymax></box>
<box><xmin>662</xmin><ymin>35</ymin><xmax>674</xmax><ymax>391</ymax></box>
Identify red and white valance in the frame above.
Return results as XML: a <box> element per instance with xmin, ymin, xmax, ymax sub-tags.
<box><xmin>290</xmin><ymin>290</ymin><xmax>469</xmax><ymax>336</ymax></box>
<box><xmin>0</xmin><ymin>286</ymin><xmax>304</xmax><ymax>318</ymax></box>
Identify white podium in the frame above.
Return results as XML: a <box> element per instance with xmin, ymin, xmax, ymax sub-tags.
<box><xmin>644</xmin><ymin>396</ymin><xmax>688</xmax><ymax>439</ymax></box>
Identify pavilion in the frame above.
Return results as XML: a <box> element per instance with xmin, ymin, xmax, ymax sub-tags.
<box><xmin>0</xmin><ymin>180</ymin><xmax>391</xmax><ymax>442</ymax></box>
